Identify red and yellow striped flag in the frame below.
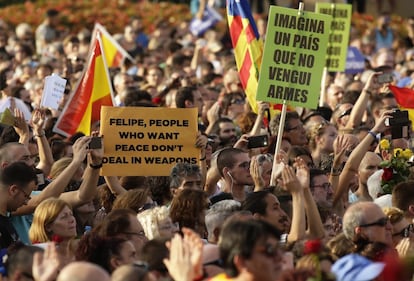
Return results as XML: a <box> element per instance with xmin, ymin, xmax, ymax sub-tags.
<box><xmin>93</xmin><ymin>23</ymin><xmax>134</xmax><ymax>68</ymax></box>
<box><xmin>389</xmin><ymin>85</ymin><xmax>414</xmax><ymax>124</ymax></box>
<box><xmin>227</xmin><ymin>0</ymin><xmax>263</xmax><ymax>113</ymax></box>
<box><xmin>54</xmin><ymin>34</ymin><xmax>115</xmax><ymax>137</ymax></box>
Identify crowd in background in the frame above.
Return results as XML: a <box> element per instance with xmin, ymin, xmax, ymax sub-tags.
<box><xmin>1</xmin><ymin>1</ymin><xmax>414</xmax><ymax>281</ymax></box>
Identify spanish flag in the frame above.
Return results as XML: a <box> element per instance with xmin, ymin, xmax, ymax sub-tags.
<box><xmin>227</xmin><ymin>0</ymin><xmax>263</xmax><ymax>114</ymax></box>
<box><xmin>93</xmin><ymin>23</ymin><xmax>134</xmax><ymax>68</ymax></box>
<box><xmin>389</xmin><ymin>85</ymin><xmax>414</xmax><ymax>124</ymax></box>
<box><xmin>54</xmin><ymin>34</ymin><xmax>115</xmax><ymax>137</ymax></box>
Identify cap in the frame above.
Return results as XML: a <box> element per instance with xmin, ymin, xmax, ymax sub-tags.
<box><xmin>331</xmin><ymin>254</ymin><xmax>385</xmax><ymax>281</ymax></box>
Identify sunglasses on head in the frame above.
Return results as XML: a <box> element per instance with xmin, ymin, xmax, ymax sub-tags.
<box><xmin>359</xmin><ymin>217</ymin><xmax>389</xmax><ymax>228</ymax></box>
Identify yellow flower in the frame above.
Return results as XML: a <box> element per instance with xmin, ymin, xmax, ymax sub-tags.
<box><xmin>379</xmin><ymin>139</ymin><xmax>390</xmax><ymax>150</ymax></box>
<box><xmin>394</xmin><ymin>148</ymin><xmax>403</xmax><ymax>158</ymax></box>
<box><xmin>402</xmin><ymin>149</ymin><xmax>413</xmax><ymax>160</ymax></box>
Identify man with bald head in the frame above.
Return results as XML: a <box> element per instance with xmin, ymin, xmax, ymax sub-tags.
<box><xmin>57</xmin><ymin>262</ymin><xmax>111</xmax><ymax>281</ymax></box>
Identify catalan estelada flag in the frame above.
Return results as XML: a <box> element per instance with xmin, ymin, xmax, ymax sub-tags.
<box><xmin>93</xmin><ymin>23</ymin><xmax>134</xmax><ymax>68</ymax></box>
<box><xmin>54</xmin><ymin>34</ymin><xmax>115</xmax><ymax>137</ymax></box>
<box><xmin>389</xmin><ymin>85</ymin><xmax>414</xmax><ymax>124</ymax></box>
<box><xmin>227</xmin><ymin>0</ymin><xmax>263</xmax><ymax>113</ymax></box>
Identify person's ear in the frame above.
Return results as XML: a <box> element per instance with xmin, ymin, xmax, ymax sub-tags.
<box><xmin>184</xmin><ymin>99</ymin><xmax>193</xmax><ymax>108</ymax></box>
<box><xmin>408</xmin><ymin>205</ymin><xmax>414</xmax><ymax>216</ymax></box>
<box><xmin>233</xmin><ymin>254</ymin><xmax>246</xmax><ymax>273</ymax></box>
<box><xmin>9</xmin><ymin>184</ymin><xmax>19</xmax><ymax>196</ymax></box>
<box><xmin>110</xmin><ymin>257</ymin><xmax>121</xmax><ymax>271</ymax></box>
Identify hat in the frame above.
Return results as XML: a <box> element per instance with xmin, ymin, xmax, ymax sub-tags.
<box><xmin>331</xmin><ymin>254</ymin><xmax>385</xmax><ymax>281</ymax></box>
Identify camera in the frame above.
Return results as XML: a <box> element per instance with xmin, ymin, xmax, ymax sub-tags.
<box><xmin>377</xmin><ymin>73</ymin><xmax>393</xmax><ymax>84</ymax></box>
<box><xmin>247</xmin><ymin>135</ymin><xmax>268</xmax><ymax>149</ymax></box>
<box><xmin>385</xmin><ymin>110</ymin><xmax>411</xmax><ymax>139</ymax></box>
<box><xmin>88</xmin><ymin>136</ymin><xmax>102</xmax><ymax>149</ymax></box>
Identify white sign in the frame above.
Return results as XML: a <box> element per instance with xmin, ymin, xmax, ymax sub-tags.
<box><xmin>40</xmin><ymin>74</ymin><xmax>67</xmax><ymax>110</ymax></box>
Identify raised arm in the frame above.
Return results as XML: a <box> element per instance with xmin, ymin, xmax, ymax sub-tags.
<box><xmin>295</xmin><ymin>158</ymin><xmax>325</xmax><ymax>239</ymax></box>
<box><xmin>31</xmin><ymin>109</ymin><xmax>54</xmax><ymax>175</ymax></box>
<box><xmin>333</xmin><ymin>110</ymin><xmax>391</xmax><ymax>206</ymax></box>
<box><xmin>13</xmin><ymin>136</ymin><xmax>89</xmax><ymax>215</ymax></box>
<box><xmin>14</xmin><ymin>108</ymin><xmax>30</xmax><ymax>146</ymax></box>
<box><xmin>60</xmin><ymin>134</ymin><xmax>103</xmax><ymax>208</ymax></box>
<box><xmin>282</xmin><ymin>165</ymin><xmax>306</xmax><ymax>243</ymax></box>
<box><xmin>249</xmin><ymin>102</ymin><xmax>269</xmax><ymax>136</ymax></box>
<box><xmin>344</xmin><ymin>72</ymin><xmax>380</xmax><ymax>130</ymax></box>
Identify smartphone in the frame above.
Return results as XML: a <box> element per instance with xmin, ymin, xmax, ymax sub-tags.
<box><xmin>377</xmin><ymin>73</ymin><xmax>393</xmax><ymax>84</ymax></box>
<box><xmin>89</xmin><ymin>136</ymin><xmax>102</xmax><ymax>149</ymax></box>
<box><xmin>247</xmin><ymin>135</ymin><xmax>268</xmax><ymax>149</ymax></box>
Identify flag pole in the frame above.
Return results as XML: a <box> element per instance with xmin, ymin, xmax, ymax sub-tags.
<box><xmin>270</xmin><ymin>2</ymin><xmax>304</xmax><ymax>186</ymax></box>
<box><xmin>319</xmin><ymin>67</ymin><xmax>328</xmax><ymax>107</ymax></box>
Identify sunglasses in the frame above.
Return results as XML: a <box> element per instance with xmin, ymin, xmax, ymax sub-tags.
<box><xmin>359</xmin><ymin>217</ymin><xmax>389</xmax><ymax>228</ymax></box>
<box><xmin>392</xmin><ymin>223</ymin><xmax>414</xmax><ymax>238</ymax></box>
<box><xmin>138</xmin><ymin>202</ymin><xmax>157</xmax><ymax>213</ymax></box>
<box><xmin>339</xmin><ymin>108</ymin><xmax>352</xmax><ymax>119</ymax></box>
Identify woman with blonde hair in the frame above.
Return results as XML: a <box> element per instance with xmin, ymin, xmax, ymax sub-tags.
<box><xmin>29</xmin><ymin>198</ymin><xmax>77</xmax><ymax>263</ymax></box>
<box><xmin>307</xmin><ymin>121</ymin><xmax>338</xmax><ymax>169</ymax></box>
<box><xmin>137</xmin><ymin>206</ymin><xmax>178</xmax><ymax>240</ymax></box>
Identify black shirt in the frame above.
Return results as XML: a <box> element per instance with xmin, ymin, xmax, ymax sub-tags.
<box><xmin>0</xmin><ymin>214</ymin><xmax>19</xmax><ymax>249</ymax></box>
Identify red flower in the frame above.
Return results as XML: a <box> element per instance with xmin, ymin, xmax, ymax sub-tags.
<box><xmin>303</xmin><ymin>239</ymin><xmax>322</xmax><ymax>255</ymax></box>
<box><xmin>51</xmin><ymin>234</ymin><xmax>64</xmax><ymax>243</ymax></box>
<box><xmin>382</xmin><ymin>168</ymin><xmax>393</xmax><ymax>181</ymax></box>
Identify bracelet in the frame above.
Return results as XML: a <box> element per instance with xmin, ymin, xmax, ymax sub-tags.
<box><xmin>368</xmin><ymin>131</ymin><xmax>377</xmax><ymax>139</ymax></box>
<box><xmin>200</xmin><ymin>155</ymin><xmax>206</xmax><ymax>161</ymax></box>
<box><xmin>34</xmin><ymin>131</ymin><xmax>45</xmax><ymax>137</ymax></box>
<box><xmin>89</xmin><ymin>162</ymin><xmax>103</xmax><ymax>169</ymax></box>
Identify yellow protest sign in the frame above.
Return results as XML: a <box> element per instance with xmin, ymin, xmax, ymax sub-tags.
<box><xmin>100</xmin><ymin>106</ymin><xmax>199</xmax><ymax>176</ymax></box>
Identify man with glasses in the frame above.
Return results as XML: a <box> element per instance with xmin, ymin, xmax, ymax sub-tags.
<box><xmin>270</xmin><ymin>111</ymin><xmax>308</xmax><ymax>147</ymax></box>
<box><xmin>0</xmin><ymin>162</ymin><xmax>37</xmax><ymax>248</ymax></box>
<box><xmin>310</xmin><ymin>169</ymin><xmax>334</xmax><ymax>208</ymax></box>
<box><xmin>342</xmin><ymin>201</ymin><xmax>393</xmax><ymax>247</ymax></box>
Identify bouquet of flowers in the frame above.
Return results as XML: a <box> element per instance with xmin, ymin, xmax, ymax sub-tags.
<box><xmin>379</xmin><ymin>139</ymin><xmax>412</xmax><ymax>194</ymax></box>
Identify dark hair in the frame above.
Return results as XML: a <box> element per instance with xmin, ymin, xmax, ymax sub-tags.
<box><xmin>175</xmin><ymin>86</ymin><xmax>196</xmax><ymax>108</ymax></box>
<box><xmin>5</xmin><ymin>242</ymin><xmax>43</xmax><ymax>278</ymax></box>
<box><xmin>392</xmin><ymin>181</ymin><xmax>414</xmax><ymax>215</ymax></box>
<box><xmin>141</xmin><ymin>238</ymin><xmax>169</xmax><ymax>273</ymax></box>
<box><xmin>210</xmin><ymin>117</ymin><xmax>234</xmax><ymax>137</ymax></box>
<box><xmin>310</xmin><ymin>168</ymin><xmax>327</xmax><ymax>187</ymax></box>
<box><xmin>216</xmin><ymin>147</ymin><xmax>245</xmax><ymax>177</ymax></box>
<box><xmin>123</xmin><ymin>87</ymin><xmax>154</xmax><ymax>107</ymax></box>
<box><xmin>75</xmin><ymin>232</ymin><xmax>128</xmax><ymax>273</ymax></box>
<box><xmin>94</xmin><ymin>208</ymin><xmax>136</xmax><ymax>237</ymax></box>
<box><xmin>269</xmin><ymin>111</ymin><xmax>300</xmax><ymax>136</ymax></box>
<box><xmin>1</xmin><ymin>162</ymin><xmax>37</xmax><ymax>187</ymax></box>
<box><xmin>241</xmin><ymin>191</ymin><xmax>270</xmax><ymax>216</ymax></box>
<box><xmin>146</xmin><ymin>176</ymin><xmax>172</xmax><ymax>206</ymax></box>
<box><xmin>219</xmin><ymin>219</ymin><xmax>282</xmax><ymax>277</ymax></box>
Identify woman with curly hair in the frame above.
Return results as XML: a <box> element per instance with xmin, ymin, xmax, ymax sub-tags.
<box><xmin>111</xmin><ymin>188</ymin><xmax>156</xmax><ymax>214</ymax></box>
<box><xmin>169</xmin><ymin>189</ymin><xmax>209</xmax><ymax>238</ymax></box>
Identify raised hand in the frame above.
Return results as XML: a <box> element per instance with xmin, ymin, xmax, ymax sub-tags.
<box><xmin>32</xmin><ymin>242</ymin><xmax>61</xmax><ymax>281</ymax></box>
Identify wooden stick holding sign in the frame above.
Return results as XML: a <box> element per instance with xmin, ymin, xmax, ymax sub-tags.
<box><xmin>269</xmin><ymin>2</ymin><xmax>304</xmax><ymax>186</ymax></box>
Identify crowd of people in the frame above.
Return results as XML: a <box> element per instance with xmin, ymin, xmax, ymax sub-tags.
<box><xmin>1</xmin><ymin>1</ymin><xmax>414</xmax><ymax>281</ymax></box>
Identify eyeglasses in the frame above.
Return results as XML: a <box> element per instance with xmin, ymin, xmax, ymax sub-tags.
<box><xmin>359</xmin><ymin>217</ymin><xmax>389</xmax><ymax>228</ymax></box>
<box><xmin>257</xmin><ymin>243</ymin><xmax>282</xmax><ymax>259</ymax></box>
<box><xmin>133</xmin><ymin>261</ymin><xmax>149</xmax><ymax>270</ymax></box>
<box><xmin>122</xmin><ymin>230</ymin><xmax>147</xmax><ymax>238</ymax></box>
<box><xmin>392</xmin><ymin>223</ymin><xmax>414</xmax><ymax>238</ymax></box>
<box><xmin>311</xmin><ymin>182</ymin><xmax>331</xmax><ymax>191</ymax></box>
<box><xmin>338</xmin><ymin>108</ymin><xmax>352</xmax><ymax>119</ymax></box>
<box><xmin>231</xmin><ymin>99</ymin><xmax>245</xmax><ymax>105</ymax></box>
<box><xmin>19</xmin><ymin>188</ymin><xmax>31</xmax><ymax>201</ymax></box>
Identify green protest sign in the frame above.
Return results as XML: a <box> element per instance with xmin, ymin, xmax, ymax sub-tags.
<box><xmin>256</xmin><ymin>6</ymin><xmax>332</xmax><ymax>110</ymax></box>
<box><xmin>316</xmin><ymin>3</ymin><xmax>352</xmax><ymax>71</ymax></box>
